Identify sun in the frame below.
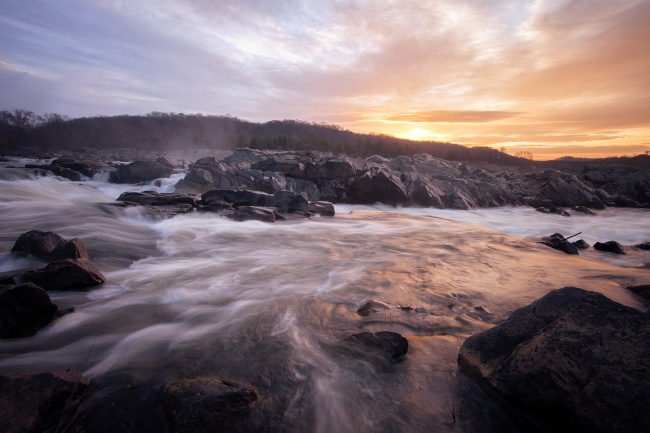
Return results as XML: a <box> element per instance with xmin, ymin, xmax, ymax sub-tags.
<box><xmin>396</xmin><ymin>128</ymin><xmax>434</xmax><ymax>141</ymax></box>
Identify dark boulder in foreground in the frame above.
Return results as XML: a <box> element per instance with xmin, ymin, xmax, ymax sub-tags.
<box><xmin>458</xmin><ymin>287</ymin><xmax>650</xmax><ymax>433</ymax></box>
<box><xmin>0</xmin><ymin>371</ymin><xmax>89</xmax><ymax>433</ymax></box>
<box><xmin>164</xmin><ymin>377</ymin><xmax>258</xmax><ymax>433</ymax></box>
<box><xmin>11</xmin><ymin>230</ymin><xmax>90</xmax><ymax>262</ymax></box>
<box><xmin>0</xmin><ymin>258</ymin><xmax>106</xmax><ymax>291</ymax></box>
<box><xmin>342</xmin><ymin>331</ymin><xmax>409</xmax><ymax>361</ymax></box>
<box><xmin>0</xmin><ymin>283</ymin><xmax>58</xmax><ymax>338</ymax></box>
<box><xmin>593</xmin><ymin>240</ymin><xmax>625</xmax><ymax>254</ymax></box>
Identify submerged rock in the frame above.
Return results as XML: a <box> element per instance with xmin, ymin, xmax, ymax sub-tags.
<box><xmin>458</xmin><ymin>287</ymin><xmax>650</xmax><ymax>433</ymax></box>
<box><xmin>593</xmin><ymin>240</ymin><xmax>625</xmax><ymax>254</ymax></box>
<box><xmin>342</xmin><ymin>331</ymin><xmax>409</xmax><ymax>361</ymax></box>
<box><xmin>164</xmin><ymin>377</ymin><xmax>258</xmax><ymax>433</ymax></box>
<box><xmin>634</xmin><ymin>241</ymin><xmax>650</xmax><ymax>250</ymax></box>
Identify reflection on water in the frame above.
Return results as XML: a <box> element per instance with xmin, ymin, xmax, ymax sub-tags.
<box><xmin>0</xmin><ymin>165</ymin><xmax>649</xmax><ymax>433</ymax></box>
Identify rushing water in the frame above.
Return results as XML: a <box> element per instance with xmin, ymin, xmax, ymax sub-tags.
<box><xmin>0</xmin><ymin>162</ymin><xmax>649</xmax><ymax>433</ymax></box>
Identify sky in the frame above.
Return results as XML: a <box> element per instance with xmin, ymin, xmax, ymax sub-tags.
<box><xmin>1</xmin><ymin>0</ymin><xmax>649</xmax><ymax>159</ymax></box>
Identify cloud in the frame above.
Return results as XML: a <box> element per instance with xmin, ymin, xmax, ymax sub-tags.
<box><xmin>383</xmin><ymin>110</ymin><xmax>522</xmax><ymax>123</ymax></box>
<box><xmin>0</xmin><ymin>0</ymin><xmax>648</xmax><ymax>157</ymax></box>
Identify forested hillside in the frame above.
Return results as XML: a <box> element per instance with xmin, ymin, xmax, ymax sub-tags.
<box><xmin>0</xmin><ymin>109</ymin><xmax>524</xmax><ymax>165</ymax></box>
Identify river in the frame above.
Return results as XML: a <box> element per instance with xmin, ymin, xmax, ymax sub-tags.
<box><xmin>1</xmin><ymin>160</ymin><xmax>648</xmax><ymax>432</ymax></box>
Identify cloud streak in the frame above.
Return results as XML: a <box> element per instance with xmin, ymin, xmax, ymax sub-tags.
<box><xmin>0</xmin><ymin>0</ymin><xmax>648</xmax><ymax>158</ymax></box>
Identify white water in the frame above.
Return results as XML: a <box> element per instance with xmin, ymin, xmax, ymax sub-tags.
<box><xmin>1</xmin><ymin>162</ymin><xmax>649</xmax><ymax>433</ymax></box>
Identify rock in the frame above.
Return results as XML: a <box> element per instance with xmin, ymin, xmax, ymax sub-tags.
<box><xmin>308</xmin><ymin>201</ymin><xmax>335</xmax><ymax>216</ymax></box>
<box><xmin>458</xmin><ymin>287</ymin><xmax>650</xmax><ymax>433</ymax></box>
<box><xmin>271</xmin><ymin>190</ymin><xmax>309</xmax><ymax>213</ymax></box>
<box><xmin>227</xmin><ymin>206</ymin><xmax>277</xmax><ymax>223</ymax></box>
<box><xmin>634</xmin><ymin>242</ymin><xmax>650</xmax><ymax>250</ymax></box>
<box><xmin>0</xmin><ymin>283</ymin><xmax>59</xmax><ymax>338</ymax></box>
<box><xmin>109</xmin><ymin>160</ymin><xmax>174</xmax><ymax>184</ymax></box>
<box><xmin>251</xmin><ymin>158</ymin><xmax>305</xmax><ymax>177</ymax></box>
<box><xmin>348</xmin><ymin>168</ymin><xmax>409</xmax><ymax>206</ymax></box>
<box><xmin>571</xmin><ymin>239</ymin><xmax>590</xmax><ymax>249</ymax></box>
<box><xmin>51</xmin><ymin>158</ymin><xmax>114</xmax><ymax>177</ymax></box>
<box><xmin>584</xmin><ymin>164</ymin><xmax>650</xmax><ymax>205</ymax></box>
<box><xmin>0</xmin><ymin>258</ymin><xmax>106</xmax><ymax>291</ymax></box>
<box><xmin>572</xmin><ymin>205</ymin><xmax>597</xmax><ymax>215</ymax></box>
<box><xmin>116</xmin><ymin>191</ymin><xmax>200</xmax><ymax>207</ymax></box>
<box><xmin>164</xmin><ymin>377</ymin><xmax>258</xmax><ymax>433</ymax></box>
<box><xmin>356</xmin><ymin>300</ymin><xmax>391</xmax><ymax>316</ymax></box>
<box><xmin>305</xmin><ymin>158</ymin><xmax>359</xmax><ymax>179</ymax></box>
<box><xmin>0</xmin><ymin>371</ymin><xmax>89</xmax><ymax>433</ymax></box>
<box><xmin>202</xmin><ymin>189</ymin><xmax>273</xmax><ymax>207</ymax></box>
<box><xmin>342</xmin><ymin>331</ymin><xmax>409</xmax><ymax>361</ymax></box>
<box><xmin>25</xmin><ymin>164</ymin><xmax>82</xmax><ymax>181</ymax></box>
<box><xmin>540</xmin><ymin>233</ymin><xmax>579</xmax><ymax>255</ymax></box>
<box><xmin>11</xmin><ymin>230</ymin><xmax>67</xmax><ymax>259</ymax></box>
<box><xmin>593</xmin><ymin>240</ymin><xmax>625</xmax><ymax>254</ymax></box>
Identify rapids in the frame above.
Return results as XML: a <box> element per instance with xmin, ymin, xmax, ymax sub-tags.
<box><xmin>0</xmin><ymin>162</ymin><xmax>648</xmax><ymax>433</ymax></box>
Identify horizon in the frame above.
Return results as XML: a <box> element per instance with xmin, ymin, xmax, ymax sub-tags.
<box><xmin>1</xmin><ymin>1</ymin><xmax>649</xmax><ymax>159</ymax></box>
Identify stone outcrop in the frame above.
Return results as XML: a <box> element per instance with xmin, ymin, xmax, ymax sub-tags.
<box><xmin>458</xmin><ymin>287</ymin><xmax>650</xmax><ymax>433</ymax></box>
<box><xmin>539</xmin><ymin>233</ymin><xmax>580</xmax><ymax>255</ymax></box>
<box><xmin>164</xmin><ymin>377</ymin><xmax>258</xmax><ymax>433</ymax></box>
<box><xmin>174</xmin><ymin>148</ymin><xmax>648</xmax><ymax>210</ymax></box>
<box><xmin>0</xmin><ymin>371</ymin><xmax>89</xmax><ymax>433</ymax></box>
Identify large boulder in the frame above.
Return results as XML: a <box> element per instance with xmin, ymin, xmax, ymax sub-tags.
<box><xmin>0</xmin><ymin>283</ymin><xmax>58</xmax><ymax>338</ymax></box>
<box><xmin>458</xmin><ymin>287</ymin><xmax>650</xmax><ymax>433</ymax></box>
<box><xmin>0</xmin><ymin>371</ymin><xmax>89</xmax><ymax>433</ymax></box>
<box><xmin>0</xmin><ymin>258</ymin><xmax>106</xmax><ymax>291</ymax></box>
<box><xmin>11</xmin><ymin>230</ymin><xmax>90</xmax><ymax>262</ymax></box>
<box><xmin>109</xmin><ymin>160</ymin><xmax>174</xmax><ymax>184</ymax></box>
<box><xmin>348</xmin><ymin>168</ymin><xmax>409</xmax><ymax>205</ymax></box>
<box><xmin>164</xmin><ymin>377</ymin><xmax>258</xmax><ymax>433</ymax></box>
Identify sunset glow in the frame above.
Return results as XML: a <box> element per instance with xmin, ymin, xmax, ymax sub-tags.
<box><xmin>1</xmin><ymin>0</ymin><xmax>649</xmax><ymax>159</ymax></box>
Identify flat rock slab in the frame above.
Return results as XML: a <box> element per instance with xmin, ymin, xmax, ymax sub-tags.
<box><xmin>164</xmin><ymin>377</ymin><xmax>258</xmax><ymax>433</ymax></box>
<box><xmin>458</xmin><ymin>287</ymin><xmax>650</xmax><ymax>433</ymax></box>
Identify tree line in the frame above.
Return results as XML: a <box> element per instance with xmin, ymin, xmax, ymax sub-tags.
<box><xmin>1</xmin><ymin>108</ymin><xmax>531</xmax><ymax>165</ymax></box>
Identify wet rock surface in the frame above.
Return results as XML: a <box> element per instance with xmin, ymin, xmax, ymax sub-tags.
<box><xmin>164</xmin><ymin>377</ymin><xmax>258</xmax><ymax>433</ymax></box>
<box><xmin>0</xmin><ymin>283</ymin><xmax>59</xmax><ymax>338</ymax></box>
<box><xmin>458</xmin><ymin>287</ymin><xmax>650</xmax><ymax>433</ymax></box>
<box><xmin>342</xmin><ymin>331</ymin><xmax>409</xmax><ymax>362</ymax></box>
<box><xmin>0</xmin><ymin>371</ymin><xmax>89</xmax><ymax>433</ymax></box>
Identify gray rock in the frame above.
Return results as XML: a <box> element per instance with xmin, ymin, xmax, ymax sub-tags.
<box><xmin>458</xmin><ymin>287</ymin><xmax>650</xmax><ymax>433</ymax></box>
<box><xmin>348</xmin><ymin>168</ymin><xmax>409</xmax><ymax>205</ymax></box>
<box><xmin>164</xmin><ymin>377</ymin><xmax>258</xmax><ymax>433</ymax></box>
